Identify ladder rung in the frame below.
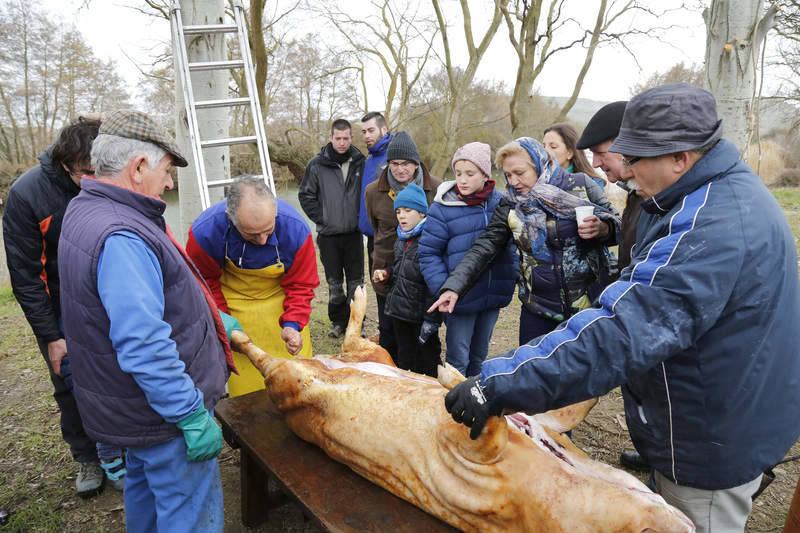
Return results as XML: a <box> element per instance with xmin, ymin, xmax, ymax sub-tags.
<box><xmin>195</xmin><ymin>97</ymin><xmax>250</xmax><ymax>109</ymax></box>
<box><xmin>183</xmin><ymin>24</ymin><xmax>237</xmax><ymax>35</ymax></box>
<box><xmin>189</xmin><ymin>59</ymin><xmax>244</xmax><ymax>71</ymax></box>
<box><xmin>207</xmin><ymin>178</ymin><xmax>237</xmax><ymax>188</ymax></box>
<box><xmin>201</xmin><ymin>136</ymin><xmax>257</xmax><ymax>148</ymax></box>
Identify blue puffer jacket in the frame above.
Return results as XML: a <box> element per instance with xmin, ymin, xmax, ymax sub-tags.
<box><xmin>479</xmin><ymin>139</ymin><xmax>800</xmax><ymax>490</ymax></box>
<box><xmin>418</xmin><ymin>181</ymin><xmax>518</xmax><ymax>314</ymax></box>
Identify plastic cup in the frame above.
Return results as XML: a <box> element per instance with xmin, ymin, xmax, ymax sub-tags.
<box><xmin>575</xmin><ymin>206</ymin><xmax>594</xmax><ymax>225</ymax></box>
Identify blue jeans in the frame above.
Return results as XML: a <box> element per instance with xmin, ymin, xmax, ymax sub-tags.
<box><xmin>125</xmin><ymin>435</ymin><xmax>223</xmax><ymax>533</ymax></box>
<box><xmin>445</xmin><ymin>309</ymin><xmax>500</xmax><ymax>377</ymax></box>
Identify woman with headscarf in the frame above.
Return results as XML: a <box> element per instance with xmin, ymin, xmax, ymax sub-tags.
<box><xmin>429</xmin><ymin>137</ymin><xmax>620</xmax><ymax>344</ymax></box>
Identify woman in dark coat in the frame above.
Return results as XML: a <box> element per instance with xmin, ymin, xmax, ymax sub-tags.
<box><xmin>430</xmin><ymin>137</ymin><xmax>620</xmax><ymax>344</ymax></box>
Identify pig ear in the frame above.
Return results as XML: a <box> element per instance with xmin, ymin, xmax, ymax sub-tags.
<box><xmin>437</xmin><ymin>363</ymin><xmax>466</xmax><ymax>390</ymax></box>
<box><xmin>533</xmin><ymin>398</ymin><xmax>599</xmax><ymax>433</ymax></box>
<box><xmin>440</xmin><ymin>415</ymin><xmax>509</xmax><ymax>465</ymax></box>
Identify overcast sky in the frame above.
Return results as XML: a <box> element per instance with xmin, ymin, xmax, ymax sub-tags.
<box><xmin>44</xmin><ymin>0</ymin><xmax>710</xmax><ymax>105</ymax></box>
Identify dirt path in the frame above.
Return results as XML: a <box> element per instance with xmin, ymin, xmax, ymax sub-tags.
<box><xmin>1</xmin><ymin>256</ymin><xmax>797</xmax><ymax>531</ymax></box>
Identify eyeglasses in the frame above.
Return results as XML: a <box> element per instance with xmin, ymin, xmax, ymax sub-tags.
<box><xmin>621</xmin><ymin>156</ymin><xmax>642</xmax><ymax>169</ymax></box>
<box><xmin>389</xmin><ymin>160</ymin><xmax>416</xmax><ymax>169</ymax></box>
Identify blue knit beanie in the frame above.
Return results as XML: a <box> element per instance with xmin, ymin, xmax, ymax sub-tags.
<box><xmin>393</xmin><ymin>183</ymin><xmax>427</xmax><ymax>215</ymax></box>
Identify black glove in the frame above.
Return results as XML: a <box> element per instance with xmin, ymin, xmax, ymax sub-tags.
<box><xmin>417</xmin><ymin>320</ymin><xmax>439</xmax><ymax>344</ymax></box>
<box><xmin>444</xmin><ymin>375</ymin><xmax>498</xmax><ymax>440</ymax></box>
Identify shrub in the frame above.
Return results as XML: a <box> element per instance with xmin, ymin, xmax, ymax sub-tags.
<box><xmin>773</xmin><ymin>168</ymin><xmax>800</xmax><ymax>188</ymax></box>
<box><xmin>745</xmin><ymin>140</ymin><xmax>785</xmax><ymax>186</ymax></box>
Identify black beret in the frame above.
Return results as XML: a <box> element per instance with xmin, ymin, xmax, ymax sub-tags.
<box><xmin>576</xmin><ymin>101</ymin><xmax>628</xmax><ymax>150</ymax></box>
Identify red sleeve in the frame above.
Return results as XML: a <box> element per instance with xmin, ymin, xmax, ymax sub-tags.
<box><xmin>279</xmin><ymin>234</ymin><xmax>319</xmax><ymax>329</ymax></box>
<box><xmin>186</xmin><ymin>227</ymin><xmax>228</xmax><ymax>313</ymax></box>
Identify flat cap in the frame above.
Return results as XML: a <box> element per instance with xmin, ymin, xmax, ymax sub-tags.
<box><xmin>99</xmin><ymin>110</ymin><xmax>188</xmax><ymax>167</ymax></box>
<box><xmin>576</xmin><ymin>101</ymin><xmax>627</xmax><ymax>150</ymax></box>
<box><xmin>609</xmin><ymin>83</ymin><xmax>723</xmax><ymax>157</ymax></box>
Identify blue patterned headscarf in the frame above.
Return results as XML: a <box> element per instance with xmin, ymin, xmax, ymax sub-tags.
<box><xmin>504</xmin><ymin>137</ymin><xmax>605</xmax><ymax>261</ymax></box>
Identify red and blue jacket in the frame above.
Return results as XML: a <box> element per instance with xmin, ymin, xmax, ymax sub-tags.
<box><xmin>186</xmin><ymin>199</ymin><xmax>319</xmax><ymax>332</ymax></box>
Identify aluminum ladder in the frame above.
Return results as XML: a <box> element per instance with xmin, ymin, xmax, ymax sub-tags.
<box><xmin>169</xmin><ymin>0</ymin><xmax>275</xmax><ymax>210</ymax></box>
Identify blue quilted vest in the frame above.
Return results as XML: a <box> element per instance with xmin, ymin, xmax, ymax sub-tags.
<box><xmin>58</xmin><ymin>179</ymin><xmax>228</xmax><ymax>448</ymax></box>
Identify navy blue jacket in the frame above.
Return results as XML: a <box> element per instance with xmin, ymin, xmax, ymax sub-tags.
<box><xmin>2</xmin><ymin>148</ymin><xmax>78</xmax><ymax>342</ymax></box>
<box><xmin>441</xmin><ymin>172</ymin><xmax>618</xmax><ymax>321</ymax></box>
<box><xmin>58</xmin><ymin>179</ymin><xmax>229</xmax><ymax>448</ymax></box>
<box><xmin>385</xmin><ymin>229</ymin><xmax>439</xmax><ymax>324</ymax></box>
<box><xmin>479</xmin><ymin>139</ymin><xmax>800</xmax><ymax>490</ymax></box>
<box><xmin>418</xmin><ymin>181</ymin><xmax>518</xmax><ymax>314</ymax></box>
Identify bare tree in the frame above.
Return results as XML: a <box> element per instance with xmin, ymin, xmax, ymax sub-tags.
<box><xmin>771</xmin><ymin>0</ymin><xmax>800</xmax><ymax>126</ymax></box>
<box><xmin>0</xmin><ymin>1</ymin><xmax>130</xmax><ymax>166</ymax></box>
<box><xmin>501</xmin><ymin>0</ymin><xmax>679</xmax><ymax>138</ymax></box>
<box><xmin>630</xmin><ymin>61</ymin><xmax>704</xmax><ymax>95</ymax></box>
<box><xmin>703</xmin><ymin>0</ymin><xmax>777</xmax><ymax>154</ymax></box>
<box><xmin>429</xmin><ymin>0</ymin><xmax>506</xmax><ymax>175</ymax></box>
<box><xmin>317</xmin><ymin>0</ymin><xmax>439</xmax><ymax>129</ymax></box>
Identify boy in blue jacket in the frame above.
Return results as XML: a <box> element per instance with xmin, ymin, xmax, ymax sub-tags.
<box><xmin>372</xmin><ymin>184</ymin><xmax>441</xmax><ymax>376</ymax></box>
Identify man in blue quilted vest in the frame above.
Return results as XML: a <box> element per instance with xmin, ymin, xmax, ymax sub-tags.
<box><xmin>58</xmin><ymin>110</ymin><xmax>236</xmax><ymax>533</ymax></box>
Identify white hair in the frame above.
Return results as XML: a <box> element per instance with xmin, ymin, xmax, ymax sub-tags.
<box><xmin>91</xmin><ymin>134</ymin><xmax>167</xmax><ymax>177</ymax></box>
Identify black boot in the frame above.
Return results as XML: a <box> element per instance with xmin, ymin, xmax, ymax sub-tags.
<box><xmin>620</xmin><ymin>450</ymin><xmax>650</xmax><ymax>472</ymax></box>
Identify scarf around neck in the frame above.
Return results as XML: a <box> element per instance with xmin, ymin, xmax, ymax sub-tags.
<box><xmin>397</xmin><ymin>217</ymin><xmax>426</xmax><ymax>240</ymax></box>
<box><xmin>326</xmin><ymin>143</ymin><xmax>350</xmax><ymax>165</ymax></box>
<box><xmin>457</xmin><ymin>179</ymin><xmax>495</xmax><ymax>206</ymax></box>
<box><xmin>506</xmin><ymin>137</ymin><xmax>612</xmax><ymax>260</ymax></box>
<box><xmin>388</xmin><ymin>164</ymin><xmax>424</xmax><ymax>193</ymax></box>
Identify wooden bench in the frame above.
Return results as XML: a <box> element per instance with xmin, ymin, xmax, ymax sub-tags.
<box><xmin>215</xmin><ymin>390</ymin><xmax>458</xmax><ymax>532</ymax></box>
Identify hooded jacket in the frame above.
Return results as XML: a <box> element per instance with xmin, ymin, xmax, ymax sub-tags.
<box><xmin>418</xmin><ymin>181</ymin><xmax>518</xmax><ymax>315</ymax></box>
<box><xmin>478</xmin><ymin>139</ymin><xmax>800</xmax><ymax>490</ymax></box>
<box><xmin>299</xmin><ymin>144</ymin><xmax>365</xmax><ymax>236</ymax></box>
<box><xmin>2</xmin><ymin>148</ymin><xmax>78</xmax><ymax>342</ymax></box>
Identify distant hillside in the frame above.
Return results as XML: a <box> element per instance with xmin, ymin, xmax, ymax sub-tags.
<box><xmin>542</xmin><ymin>96</ymin><xmax>611</xmax><ymax>128</ymax></box>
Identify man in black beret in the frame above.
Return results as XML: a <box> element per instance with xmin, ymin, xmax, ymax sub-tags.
<box><xmin>577</xmin><ymin>101</ymin><xmax>648</xmax><ymax>474</ymax></box>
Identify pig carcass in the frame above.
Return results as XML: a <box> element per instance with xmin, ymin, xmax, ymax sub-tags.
<box><xmin>231</xmin><ymin>286</ymin><xmax>694</xmax><ymax>533</ymax></box>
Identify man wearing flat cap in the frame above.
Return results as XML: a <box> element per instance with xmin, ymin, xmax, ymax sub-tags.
<box><xmin>57</xmin><ymin>110</ymin><xmax>238</xmax><ymax>532</ymax></box>
<box><xmin>444</xmin><ymin>83</ymin><xmax>800</xmax><ymax>532</ymax></box>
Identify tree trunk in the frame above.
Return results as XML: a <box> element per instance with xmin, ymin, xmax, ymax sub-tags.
<box><xmin>703</xmin><ymin>0</ymin><xmax>777</xmax><ymax>155</ymax></box>
<box><xmin>174</xmin><ymin>0</ymin><xmax>229</xmax><ymax>244</ymax></box>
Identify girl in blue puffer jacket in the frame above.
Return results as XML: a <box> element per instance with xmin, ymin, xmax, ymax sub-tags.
<box><xmin>418</xmin><ymin>142</ymin><xmax>519</xmax><ymax>377</ymax></box>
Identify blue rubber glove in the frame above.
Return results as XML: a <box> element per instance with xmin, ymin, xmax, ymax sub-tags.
<box><xmin>176</xmin><ymin>405</ymin><xmax>223</xmax><ymax>461</ymax></box>
<box><xmin>418</xmin><ymin>320</ymin><xmax>440</xmax><ymax>344</ymax></box>
<box><xmin>444</xmin><ymin>375</ymin><xmax>501</xmax><ymax>440</ymax></box>
<box><xmin>219</xmin><ymin>311</ymin><xmax>243</xmax><ymax>343</ymax></box>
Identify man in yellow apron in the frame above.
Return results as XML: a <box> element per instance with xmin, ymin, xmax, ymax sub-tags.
<box><xmin>187</xmin><ymin>176</ymin><xmax>320</xmax><ymax>396</ymax></box>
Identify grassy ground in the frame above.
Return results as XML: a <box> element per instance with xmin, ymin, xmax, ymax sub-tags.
<box><xmin>0</xmin><ymin>187</ymin><xmax>799</xmax><ymax>532</ymax></box>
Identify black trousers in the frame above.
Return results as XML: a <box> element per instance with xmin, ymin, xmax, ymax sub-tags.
<box><xmin>317</xmin><ymin>232</ymin><xmax>364</xmax><ymax>328</ymax></box>
<box><xmin>36</xmin><ymin>336</ymin><xmax>97</xmax><ymax>463</ymax></box>
<box><xmin>366</xmin><ymin>235</ymin><xmax>374</xmax><ymax>278</ymax></box>
<box><xmin>376</xmin><ymin>294</ymin><xmax>398</xmax><ymax>360</ymax></box>
<box><xmin>392</xmin><ymin>319</ymin><xmax>442</xmax><ymax>378</ymax></box>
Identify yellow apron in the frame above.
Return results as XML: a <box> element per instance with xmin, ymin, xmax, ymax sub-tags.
<box><xmin>221</xmin><ymin>250</ymin><xmax>312</xmax><ymax>397</ymax></box>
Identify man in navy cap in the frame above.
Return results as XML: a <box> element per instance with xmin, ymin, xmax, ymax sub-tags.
<box><xmin>444</xmin><ymin>83</ymin><xmax>800</xmax><ymax>532</ymax></box>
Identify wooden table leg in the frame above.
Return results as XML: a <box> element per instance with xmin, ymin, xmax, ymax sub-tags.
<box><xmin>241</xmin><ymin>449</ymin><xmax>270</xmax><ymax>527</ymax></box>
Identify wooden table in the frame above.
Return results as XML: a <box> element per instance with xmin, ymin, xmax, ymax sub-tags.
<box><xmin>215</xmin><ymin>390</ymin><xmax>458</xmax><ymax>532</ymax></box>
